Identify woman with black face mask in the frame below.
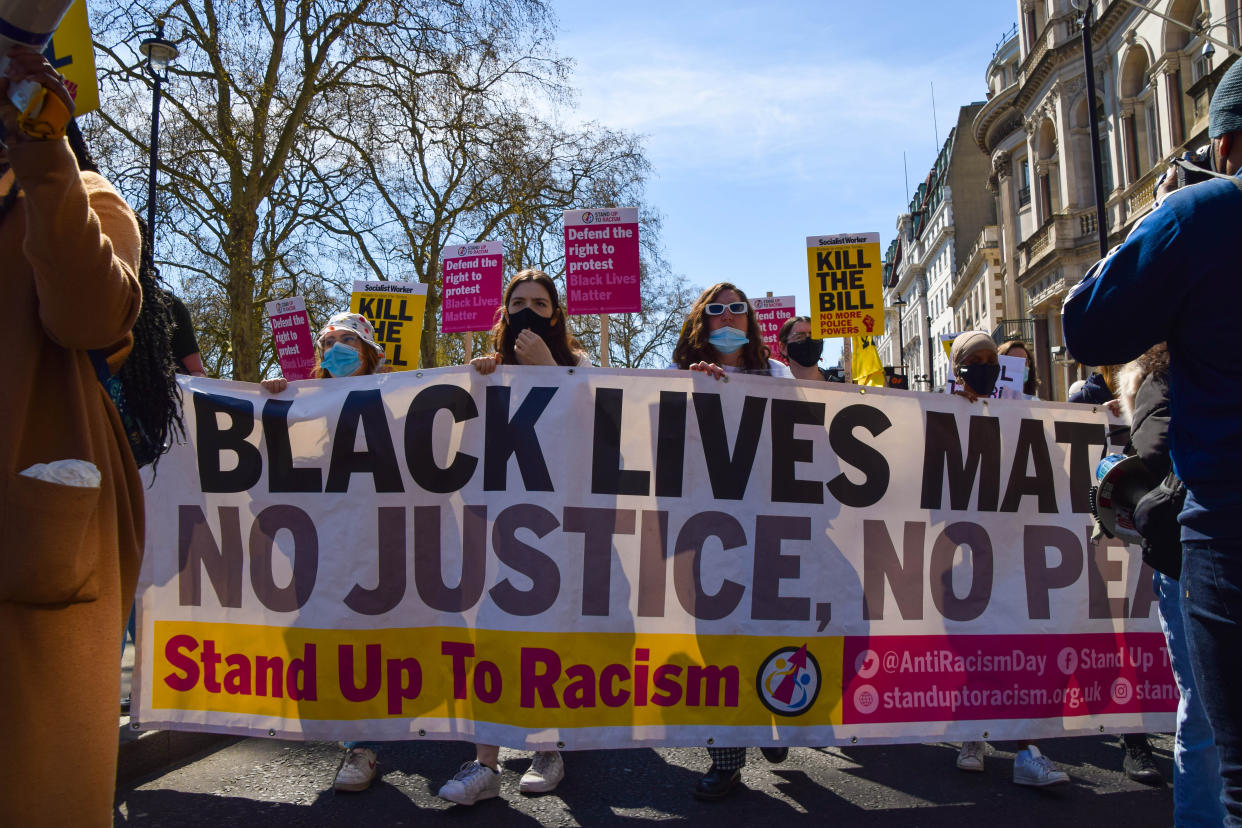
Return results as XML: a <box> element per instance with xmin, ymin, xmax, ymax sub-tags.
<box><xmin>469</xmin><ymin>269</ymin><xmax>589</xmax><ymax>375</ymax></box>
<box><xmin>949</xmin><ymin>331</ymin><xmax>1003</xmax><ymax>403</ymax></box>
<box><xmin>777</xmin><ymin>316</ymin><xmax>827</xmax><ymax>381</ymax></box>
<box><xmin>442</xmin><ymin>269</ymin><xmax>587</xmax><ymax>807</ymax></box>
<box><xmin>947</xmin><ymin>331</ymin><xmax>1071</xmax><ymax>786</ymax></box>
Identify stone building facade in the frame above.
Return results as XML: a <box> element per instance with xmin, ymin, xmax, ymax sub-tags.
<box><xmin>882</xmin><ymin>0</ymin><xmax>1239</xmax><ymax>398</ymax></box>
<box><xmin>974</xmin><ymin>0</ymin><xmax>1239</xmax><ymax>400</ymax></box>
<box><xmin>881</xmin><ymin>104</ymin><xmax>995</xmax><ymax>390</ymax></box>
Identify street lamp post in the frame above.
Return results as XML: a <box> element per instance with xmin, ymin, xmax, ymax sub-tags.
<box><xmin>892</xmin><ymin>295</ymin><xmax>908</xmax><ymax>373</ymax></box>
<box><xmin>1070</xmin><ymin>0</ymin><xmax>1109</xmax><ymax>259</ymax></box>
<box><xmin>139</xmin><ymin>23</ymin><xmax>179</xmax><ymax>253</ymax></box>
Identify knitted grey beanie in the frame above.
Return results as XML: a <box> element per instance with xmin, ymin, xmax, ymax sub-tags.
<box><xmin>1210</xmin><ymin>59</ymin><xmax>1242</xmax><ymax>137</ymax></box>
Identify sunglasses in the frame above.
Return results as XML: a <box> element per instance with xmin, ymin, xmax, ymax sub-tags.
<box><xmin>704</xmin><ymin>301</ymin><xmax>749</xmax><ymax>316</ymax></box>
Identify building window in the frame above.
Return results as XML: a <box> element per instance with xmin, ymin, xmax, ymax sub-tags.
<box><xmin>1145</xmin><ymin>104</ymin><xmax>1160</xmax><ymax>170</ymax></box>
<box><xmin>1098</xmin><ymin>104</ymin><xmax>1114</xmax><ymax>194</ymax></box>
<box><xmin>1192</xmin><ymin>53</ymin><xmax>1211</xmax><ymax>83</ymax></box>
<box><xmin>1017</xmin><ymin>159</ymin><xmax>1032</xmax><ymax>207</ymax></box>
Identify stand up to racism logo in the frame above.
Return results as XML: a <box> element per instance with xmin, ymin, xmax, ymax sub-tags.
<box><xmin>756</xmin><ymin>644</ymin><xmax>821</xmax><ymax>717</ymax></box>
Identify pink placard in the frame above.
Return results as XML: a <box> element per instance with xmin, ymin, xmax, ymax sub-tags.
<box><xmin>751</xmin><ymin>295</ymin><xmax>796</xmax><ymax>364</ymax></box>
<box><xmin>441</xmin><ymin>241</ymin><xmax>504</xmax><ymax>333</ymax></box>
<box><xmin>265</xmin><ymin>296</ymin><xmax>316</xmax><ymax>381</ymax></box>
<box><xmin>563</xmin><ymin>207</ymin><xmax>641</xmax><ymax>315</ymax></box>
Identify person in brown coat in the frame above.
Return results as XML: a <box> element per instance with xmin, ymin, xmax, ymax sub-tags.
<box><xmin>0</xmin><ymin>50</ymin><xmax>144</xmax><ymax>826</ymax></box>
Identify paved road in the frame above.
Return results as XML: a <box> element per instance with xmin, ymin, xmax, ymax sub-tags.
<box><xmin>114</xmin><ymin>733</ymin><xmax>1176</xmax><ymax>826</ymax></box>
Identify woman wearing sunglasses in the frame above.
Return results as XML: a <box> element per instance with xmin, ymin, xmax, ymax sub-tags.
<box><xmin>670</xmin><ymin>283</ymin><xmax>792</xmax><ymax>379</ymax></box>
<box><xmin>668</xmin><ymin>283</ymin><xmax>790</xmax><ymax>800</ymax></box>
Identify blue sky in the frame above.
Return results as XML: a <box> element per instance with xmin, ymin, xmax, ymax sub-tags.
<box><xmin>552</xmin><ymin>1</ymin><xmax>1018</xmax><ymax>365</ymax></box>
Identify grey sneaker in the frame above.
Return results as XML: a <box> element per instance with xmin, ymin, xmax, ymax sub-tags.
<box><xmin>333</xmin><ymin>747</ymin><xmax>378</xmax><ymax>792</ymax></box>
<box><xmin>519</xmin><ymin>750</ymin><xmax>565</xmax><ymax>793</ymax></box>
<box><xmin>438</xmin><ymin>760</ymin><xmax>501</xmax><ymax>805</ymax></box>
<box><xmin>956</xmin><ymin>741</ymin><xmax>986</xmax><ymax>772</ymax></box>
<box><xmin>1013</xmin><ymin>746</ymin><xmax>1069</xmax><ymax>786</ymax></box>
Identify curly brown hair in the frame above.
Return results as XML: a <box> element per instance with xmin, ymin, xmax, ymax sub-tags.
<box><xmin>488</xmin><ymin>269</ymin><xmax>585</xmax><ymax>366</ymax></box>
<box><xmin>672</xmin><ymin>282</ymin><xmax>771</xmax><ymax>371</ymax></box>
<box><xmin>998</xmin><ymin>339</ymin><xmax>1039</xmax><ymax>397</ymax></box>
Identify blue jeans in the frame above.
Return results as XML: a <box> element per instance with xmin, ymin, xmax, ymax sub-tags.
<box><xmin>1181</xmin><ymin>540</ymin><xmax>1242</xmax><ymax>826</ymax></box>
<box><xmin>1155</xmin><ymin>571</ymin><xmax>1224</xmax><ymax>826</ymax></box>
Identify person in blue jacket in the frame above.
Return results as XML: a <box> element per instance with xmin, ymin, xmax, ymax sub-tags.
<box><xmin>1062</xmin><ymin>57</ymin><xmax>1242</xmax><ymax>825</ymax></box>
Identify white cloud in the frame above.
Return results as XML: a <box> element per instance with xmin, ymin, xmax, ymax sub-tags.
<box><xmin>556</xmin><ymin>35</ymin><xmax>988</xmax><ymax>185</ymax></box>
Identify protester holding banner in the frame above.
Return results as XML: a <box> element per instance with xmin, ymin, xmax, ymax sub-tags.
<box><xmin>777</xmin><ymin>316</ymin><xmax>828</xmax><ymax>382</ymax></box>
<box><xmin>947</xmin><ymin>332</ymin><xmax>1070</xmax><ymax>785</ymax></box>
<box><xmin>467</xmin><ymin>268</ymin><xmax>589</xmax><ymax>376</ymax></box>
<box><xmin>261</xmin><ymin>312</ymin><xmax>386</xmax><ymax>394</ymax></box>
<box><xmin>1068</xmin><ymin>366</ymin><xmax>1124</xmax><ymax>419</ymax></box>
<box><xmin>261</xmin><ymin>311</ymin><xmax>389</xmax><ymax>792</ymax></box>
<box><xmin>670</xmin><ymin>283</ymin><xmax>792</xmax><ymax>380</ymax></box>
<box><xmin>1118</xmin><ymin>345</ymin><xmax>1221</xmax><ymax>818</ymax></box>
<box><xmin>667</xmin><ymin>282</ymin><xmax>792</xmax><ymax>799</ymax></box>
<box><xmin>439</xmin><ymin>268</ymin><xmax>586</xmax><ymax>805</ymax></box>
<box><xmin>1064</xmin><ymin>348</ymin><xmax>1162</xmax><ymax>785</ymax></box>
<box><xmin>0</xmin><ymin>50</ymin><xmax>144</xmax><ymax>826</ymax></box>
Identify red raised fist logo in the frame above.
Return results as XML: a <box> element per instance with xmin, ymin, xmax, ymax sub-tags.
<box><xmin>862</xmin><ymin>314</ymin><xmax>875</xmax><ymax>332</ymax></box>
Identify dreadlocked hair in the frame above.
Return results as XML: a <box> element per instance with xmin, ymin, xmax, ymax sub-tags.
<box><xmin>122</xmin><ymin>215</ymin><xmax>185</xmax><ymax>473</ymax></box>
<box><xmin>67</xmin><ymin>121</ymin><xmax>184</xmax><ymax>471</ymax></box>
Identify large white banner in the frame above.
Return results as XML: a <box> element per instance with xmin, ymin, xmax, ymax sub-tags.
<box><xmin>133</xmin><ymin>369</ymin><xmax>1174</xmax><ymax>750</ymax></box>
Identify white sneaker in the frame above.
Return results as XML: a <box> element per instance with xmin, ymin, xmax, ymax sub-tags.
<box><xmin>333</xmin><ymin>747</ymin><xmax>378</xmax><ymax>792</ymax></box>
<box><xmin>956</xmin><ymin>741</ymin><xmax>986</xmax><ymax>772</ymax></box>
<box><xmin>519</xmin><ymin>751</ymin><xmax>565</xmax><ymax>794</ymax></box>
<box><xmin>1013</xmin><ymin>746</ymin><xmax>1069</xmax><ymax>786</ymax></box>
<box><xmin>438</xmin><ymin>760</ymin><xmax>501</xmax><ymax>805</ymax></box>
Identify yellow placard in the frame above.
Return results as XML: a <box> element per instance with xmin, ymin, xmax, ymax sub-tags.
<box><xmin>45</xmin><ymin>0</ymin><xmax>99</xmax><ymax>117</ymax></box>
<box><xmin>349</xmin><ymin>280</ymin><xmax>427</xmax><ymax>371</ymax></box>
<box><xmin>807</xmin><ymin>232</ymin><xmax>884</xmax><ymax>339</ymax></box>
<box><xmin>151</xmin><ymin>621</ymin><xmax>845</xmax><ymax>728</ymax></box>
<box><xmin>940</xmin><ymin>332</ymin><xmax>959</xmax><ymax>362</ymax></box>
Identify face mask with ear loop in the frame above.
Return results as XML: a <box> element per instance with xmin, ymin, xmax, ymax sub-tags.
<box><xmin>958</xmin><ymin>362</ymin><xmax>1001</xmax><ymax>397</ymax></box>
<box><xmin>708</xmin><ymin>326</ymin><xmax>750</xmax><ymax>354</ymax></box>
<box><xmin>320</xmin><ymin>343</ymin><xmax>362</xmax><ymax>377</ymax></box>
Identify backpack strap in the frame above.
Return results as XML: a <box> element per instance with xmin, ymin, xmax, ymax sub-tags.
<box><xmin>87</xmin><ymin>349</ymin><xmax>112</xmax><ymax>385</ymax></box>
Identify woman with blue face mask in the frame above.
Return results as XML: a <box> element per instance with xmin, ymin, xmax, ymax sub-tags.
<box><xmin>669</xmin><ymin>283</ymin><xmax>792</xmax><ymax>379</ymax></box>
<box><xmin>666</xmin><ymin>283</ymin><xmax>791</xmax><ymax>802</ymax></box>
<box><xmin>260</xmin><ymin>312</ymin><xmax>388</xmax><ymax>792</ymax></box>
<box><xmin>260</xmin><ymin>312</ymin><xmax>386</xmax><ymax>394</ymax></box>
<box><xmin>998</xmin><ymin>339</ymin><xmax>1040</xmax><ymax>400</ymax></box>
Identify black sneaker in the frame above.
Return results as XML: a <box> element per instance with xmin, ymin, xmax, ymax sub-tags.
<box><xmin>760</xmin><ymin>747</ymin><xmax>788</xmax><ymax>763</ymax></box>
<box><xmin>1122</xmin><ymin>736</ymin><xmax>1163</xmax><ymax>785</ymax></box>
<box><xmin>693</xmin><ymin>765</ymin><xmax>741</xmax><ymax>800</ymax></box>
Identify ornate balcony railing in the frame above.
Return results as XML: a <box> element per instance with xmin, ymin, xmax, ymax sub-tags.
<box><xmin>991</xmin><ymin>318</ymin><xmax>1036</xmax><ymax>346</ymax></box>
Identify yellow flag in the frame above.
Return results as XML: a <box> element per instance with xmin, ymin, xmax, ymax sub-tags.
<box><xmin>851</xmin><ymin>335</ymin><xmax>885</xmax><ymax>387</ymax></box>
